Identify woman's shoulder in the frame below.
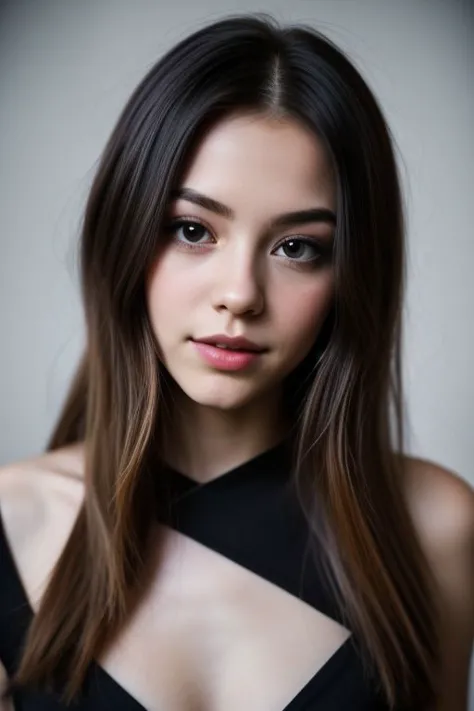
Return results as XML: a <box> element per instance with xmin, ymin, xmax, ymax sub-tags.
<box><xmin>400</xmin><ymin>453</ymin><xmax>473</xmax><ymax>587</ymax></box>
<box><xmin>401</xmin><ymin>454</ymin><xmax>474</xmax><ymax>550</ymax></box>
<box><xmin>401</xmin><ymin>454</ymin><xmax>474</xmax><ymax>709</ymax></box>
<box><xmin>0</xmin><ymin>443</ymin><xmax>85</xmax><ymax>538</ymax></box>
<box><xmin>0</xmin><ymin>444</ymin><xmax>86</xmax><ymax>610</ymax></box>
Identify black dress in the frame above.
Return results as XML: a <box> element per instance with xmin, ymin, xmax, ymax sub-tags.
<box><xmin>0</xmin><ymin>439</ymin><xmax>391</xmax><ymax>709</ymax></box>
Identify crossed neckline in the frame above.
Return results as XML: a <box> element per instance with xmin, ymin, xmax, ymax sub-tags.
<box><xmin>0</xmin><ymin>441</ymin><xmax>356</xmax><ymax>711</ymax></box>
<box><xmin>159</xmin><ymin>437</ymin><xmax>291</xmax><ymax>485</ymax></box>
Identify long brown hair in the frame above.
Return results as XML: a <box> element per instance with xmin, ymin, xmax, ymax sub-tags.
<box><xmin>4</xmin><ymin>12</ymin><xmax>441</xmax><ymax>708</ymax></box>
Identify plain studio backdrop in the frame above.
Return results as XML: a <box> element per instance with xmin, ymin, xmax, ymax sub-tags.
<box><xmin>0</xmin><ymin>0</ymin><xmax>472</xmax><ymax>706</ymax></box>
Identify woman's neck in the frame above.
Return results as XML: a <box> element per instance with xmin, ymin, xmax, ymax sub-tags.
<box><xmin>160</xmin><ymin>386</ymin><xmax>288</xmax><ymax>483</ymax></box>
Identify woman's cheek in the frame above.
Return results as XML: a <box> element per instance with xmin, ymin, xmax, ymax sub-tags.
<box><xmin>275</xmin><ymin>278</ymin><xmax>334</xmax><ymax>352</ymax></box>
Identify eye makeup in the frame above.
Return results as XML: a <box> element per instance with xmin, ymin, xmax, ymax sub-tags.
<box><xmin>163</xmin><ymin>217</ymin><xmax>334</xmax><ymax>267</ymax></box>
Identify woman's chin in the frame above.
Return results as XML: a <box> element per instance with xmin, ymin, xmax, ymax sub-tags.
<box><xmin>181</xmin><ymin>388</ymin><xmax>259</xmax><ymax>412</ymax></box>
<box><xmin>173</xmin><ymin>376</ymin><xmax>275</xmax><ymax>414</ymax></box>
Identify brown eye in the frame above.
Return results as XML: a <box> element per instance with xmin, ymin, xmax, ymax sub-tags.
<box><xmin>164</xmin><ymin>219</ymin><xmax>212</xmax><ymax>245</ymax></box>
<box><xmin>274</xmin><ymin>237</ymin><xmax>323</xmax><ymax>263</ymax></box>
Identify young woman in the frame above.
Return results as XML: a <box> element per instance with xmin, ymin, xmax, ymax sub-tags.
<box><xmin>0</xmin><ymin>12</ymin><xmax>472</xmax><ymax>711</ymax></box>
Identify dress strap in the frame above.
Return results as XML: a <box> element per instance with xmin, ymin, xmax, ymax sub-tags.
<box><xmin>0</xmin><ymin>508</ymin><xmax>34</xmax><ymax>675</ymax></box>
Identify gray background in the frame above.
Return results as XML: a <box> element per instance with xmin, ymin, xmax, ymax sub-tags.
<box><xmin>0</xmin><ymin>0</ymin><xmax>472</xmax><ymax>704</ymax></box>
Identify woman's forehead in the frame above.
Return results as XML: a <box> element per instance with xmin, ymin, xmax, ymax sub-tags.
<box><xmin>175</xmin><ymin>114</ymin><xmax>336</xmax><ymax>215</ymax></box>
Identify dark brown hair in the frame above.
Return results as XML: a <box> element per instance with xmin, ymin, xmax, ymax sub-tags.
<box><xmin>4</xmin><ymin>12</ymin><xmax>441</xmax><ymax>709</ymax></box>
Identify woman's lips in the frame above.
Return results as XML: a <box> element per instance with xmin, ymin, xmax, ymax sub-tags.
<box><xmin>191</xmin><ymin>340</ymin><xmax>263</xmax><ymax>371</ymax></box>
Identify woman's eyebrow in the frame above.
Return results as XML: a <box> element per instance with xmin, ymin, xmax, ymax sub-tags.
<box><xmin>169</xmin><ymin>187</ymin><xmax>336</xmax><ymax>228</ymax></box>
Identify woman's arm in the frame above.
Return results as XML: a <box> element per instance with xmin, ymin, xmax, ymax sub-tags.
<box><xmin>404</xmin><ymin>457</ymin><xmax>474</xmax><ymax>710</ymax></box>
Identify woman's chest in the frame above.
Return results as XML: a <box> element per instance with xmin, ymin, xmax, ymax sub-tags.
<box><xmin>97</xmin><ymin>524</ymin><xmax>351</xmax><ymax>711</ymax></box>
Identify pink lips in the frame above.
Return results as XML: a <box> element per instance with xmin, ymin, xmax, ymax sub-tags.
<box><xmin>191</xmin><ymin>339</ymin><xmax>264</xmax><ymax>371</ymax></box>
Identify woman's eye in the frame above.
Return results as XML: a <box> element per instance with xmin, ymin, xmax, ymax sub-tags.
<box><xmin>165</xmin><ymin>219</ymin><xmax>212</xmax><ymax>245</ymax></box>
<box><xmin>163</xmin><ymin>220</ymin><xmax>326</xmax><ymax>264</ymax></box>
<box><xmin>274</xmin><ymin>238</ymin><xmax>322</xmax><ymax>263</ymax></box>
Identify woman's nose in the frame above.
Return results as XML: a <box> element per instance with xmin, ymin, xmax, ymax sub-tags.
<box><xmin>211</xmin><ymin>251</ymin><xmax>265</xmax><ymax>317</ymax></box>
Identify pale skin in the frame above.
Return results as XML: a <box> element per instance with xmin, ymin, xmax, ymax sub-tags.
<box><xmin>1</xmin><ymin>114</ymin><xmax>473</xmax><ymax>710</ymax></box>
<box><xmin>146</xmin><ymin>113</ymin><xmax>337</xmax><ymax>481</ymax></box>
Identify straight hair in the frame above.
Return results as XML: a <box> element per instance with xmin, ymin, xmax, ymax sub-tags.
<box><xmin>4</xmin><ymin>13</ymin><xmax>441</xmax><ymax>709</ymax></box>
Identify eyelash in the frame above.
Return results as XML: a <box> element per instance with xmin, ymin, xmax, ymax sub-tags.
<box><xmin>163</xmin><ymin>217</ymin><xmax>331</xmax><ymax>266</ymax></box>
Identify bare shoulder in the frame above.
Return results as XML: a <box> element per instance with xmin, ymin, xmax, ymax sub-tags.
<box><xmin>401</xmin><ymin>454</ymin><xmax>474</xmax><ymax>551</ymax></box>
<box><xmin>400</xmin><ymin>454</ymin><xmax>474</xmax><ymax>613</ymax></box>
<box><xmin>401</xmin><ymin>455</ymin><xmax>474</xmax><ymax>710</ymax></box>
<box><xmin>0</xmin><ymin>443</ymin><xmax>85</xmax><ymax>537</ymax></box>
<box><xmin>0</xmin><ymin>444</ymin><xmax>85</xmax><ymax>609</ymax></box>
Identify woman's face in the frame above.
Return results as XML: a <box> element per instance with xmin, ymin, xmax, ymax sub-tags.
<box><xmin>146</xmin><ymin>113</ymin><xmax>336</xmax><ymax>413</ymax></box>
